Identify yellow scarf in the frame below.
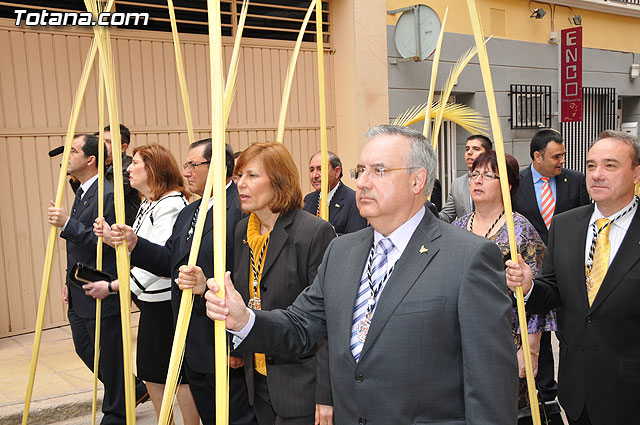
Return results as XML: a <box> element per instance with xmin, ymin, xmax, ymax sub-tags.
<box><xmin>246</xmin><ymin>213</ymin><xmax>271</xmax><ymax>375</ymax></box>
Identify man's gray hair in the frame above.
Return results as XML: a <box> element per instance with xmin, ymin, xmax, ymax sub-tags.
<box><xmin>596</xmin><ymin>130</ymin><xmax>640</xmax><ymax>166</ymax></box>
<box><xmin>365</xmin><ymin>125</ymin><xmax>437</xmax><ymax>196</ymax></box>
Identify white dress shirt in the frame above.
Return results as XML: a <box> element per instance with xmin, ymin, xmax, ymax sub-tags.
<box><xmin>584</xmin><ymin>196</ymin><xmax>638</xmax><ymax>266</ymax></box>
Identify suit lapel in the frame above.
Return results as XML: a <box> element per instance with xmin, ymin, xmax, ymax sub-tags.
<box><xmin>340</xmin><ymin>229</ymin><xmax>374</xmax><ymax>366</ymax></box>
<box><xmin>75</xmin><ymin>180</ymin><xmax>98</xmax><ymax>217</ymax></box>
<box><xmin>590</xmin><ymin>207</ymin><xmax>640</xmax><ymax>311</ymax></box>
<box><xmin>178</xmin><ymin>200</ymin><xmax>213</xmax><ymax>263</ymax></box>
<box><xmin>462</xmin><ymin>175</ymin><xmax>472</xmax><ymax>211</ymax></box>
<box><xmin>329</xmin><ymin>184</ymin><xmax>346</xmax><ymax>220</ymax></box>
<box><xmin>360</xmin><ymin>214</ymin><xmax>441</xmax><ymax>361</ymax></box>
<box><xmin>555</xmin><ymin>170</ymin><xmax>569</xmax><ymax>212</ymax></box>
<box><xmin>522</xmin><ymin>168</ymin><xmax>545</xmax><ymax>228</ymax></box>
<box><xmin>569</xmin><ymin>206</ymin><xmax>593</xmax><ymax>310</ymax></box>
<box><xmin>260</xmin><ymin>210</ymin><xmax>295</xmax><ymax>281</ymax></box>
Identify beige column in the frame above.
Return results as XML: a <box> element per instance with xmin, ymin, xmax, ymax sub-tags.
<box><xmin>332</xmin><ymin>0</ymin><xmax>389</xmax><ymax>188</ymax></box>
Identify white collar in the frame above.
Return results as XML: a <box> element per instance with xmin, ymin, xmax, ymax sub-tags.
<box><xmin>373</xmin><ymin>207</ymin><xmax>426</xmax><ymax>256</ymax></box>
<box><xmin>590</xmin><ymin>196</ymin><xmax>638</xmax><ymax>229</ymax></box>
<box><xmin>78</xmin><ymin>174</ymin><xmax>99</xmax><ymax>197</ymax></box>
<box><xmin>318</xmin><ymin>181</ymin><xmax>341</xmax><ymax>204</ymax></box>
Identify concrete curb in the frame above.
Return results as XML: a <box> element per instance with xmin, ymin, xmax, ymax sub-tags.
<box><xmin>0</xmin><ymin>390</ymin><xmax>101</xmax><ymax>425</ymax></box>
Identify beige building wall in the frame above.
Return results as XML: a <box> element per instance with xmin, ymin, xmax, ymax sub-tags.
<box><xmin>0</xmin><ymin>16</ymin><xmax>345</xmax><ymax>336</ymax></box>
<box><xmin>333</xmin><ymin>0</ymin><xmax>389</xmax><ymax>188</ymax></box>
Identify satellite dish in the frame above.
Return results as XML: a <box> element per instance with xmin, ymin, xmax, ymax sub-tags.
<box><xmin>394</xmin><ymin>4</ymin><xmax>441</xmax><ymax>61</ymax></box>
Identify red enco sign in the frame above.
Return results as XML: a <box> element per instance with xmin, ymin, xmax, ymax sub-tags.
<box><xmin>560</xmin><ymin>27</ymin><xmax>583</xmax><ymax>122</ymax></box>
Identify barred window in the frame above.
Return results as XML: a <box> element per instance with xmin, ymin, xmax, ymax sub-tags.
<box><xmin>509</xmin><ymin>84</ymin><xmax>552</xmax><ymax>130</ymax></box>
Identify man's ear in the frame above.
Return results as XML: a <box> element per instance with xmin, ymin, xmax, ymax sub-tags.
<box><xmin>412</xmin><ymin>168</ymin><xmax>427</xmax><ymax>195</ymax></box>
<box><xmin>121</xmin><ymin>143</ymin><xmax>129</xmax><ymax>153</ymax></box>
<box><xmin>87</xmin><ymin>155</ymin><xmax>97</xmax><ymax>168</ymax></box>
<box><xmin>533</xmin><ymin>151</ymin><xmax>542</xmax><ymax>164</ymax></box>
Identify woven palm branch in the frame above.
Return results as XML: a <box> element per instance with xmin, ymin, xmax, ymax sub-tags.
<box><xmin>392</xmin><ymin>101</ymin><xmax>488</xmax><ymax>136</ymax></box>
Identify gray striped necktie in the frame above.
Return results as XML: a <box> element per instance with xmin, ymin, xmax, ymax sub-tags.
<box><xmin>350</xmin><ymin>238</ymin><xmax>394</xmax><ymax>362</ymax></box>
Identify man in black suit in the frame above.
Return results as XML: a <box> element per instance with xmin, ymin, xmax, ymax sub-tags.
<box><xmin>303</xmin><ymin>151</ymin><xmax>367</xmax><ymax>235</ymax></box>
<box><xmin>512</xmin><ymin>129</ymin><xmax>590</xmax><ymax>244</ymax></box>
<box><xmin>112</xmin><ymin>139</ymin><xmax>255</xmax><ymax>425</ymax></box>
<box><xmin>511</xmin><ymin>129</ymin><xmax>590</xmax><ymax>402</ymax></box>
<box><xmin>47</xmin><ymin>134</ymin><xmax>146</xmax><ymax>424</ymax></box>
<box><xmin>507</xmin><ymin>130</ymin><xmax>640</xmax><ymax>425</ymax></box>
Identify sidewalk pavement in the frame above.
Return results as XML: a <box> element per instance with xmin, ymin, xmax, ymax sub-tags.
<box><xmin>0</xmin><ymin>312</ymin><xmax>150</xmax><ymax>425</ymax></box>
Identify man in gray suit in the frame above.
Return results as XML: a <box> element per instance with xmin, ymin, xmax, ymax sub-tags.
<box><xmin>205</xmin><ymin>125</ymin><xmax>518</xmax><ymax>424</ymax></box>
<box><xmin>439</xmin><ymin>135</ymin><xmax>493</xmax><ymax>223</ymax></box>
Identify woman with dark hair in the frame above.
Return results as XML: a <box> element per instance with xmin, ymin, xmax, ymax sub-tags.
<box><xmin>180</xmin><ymin>141</ymin><xmax>336</xmax><ymax>424</ymax></box>
<box><xmin>452</xmin><ymin>151</ymin><xmax>556</xmax><ymax>409</ymax></box>
<box><xmin>89</xmin><ymin>144</ymin><xmax>199</xmax><ymax>424</ymax></box>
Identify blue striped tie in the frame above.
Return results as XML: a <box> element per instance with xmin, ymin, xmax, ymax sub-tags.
<box><xmin>350</xmin><ymin>238</ymin><xmax>394</xmax><ymax>362</ymax></box>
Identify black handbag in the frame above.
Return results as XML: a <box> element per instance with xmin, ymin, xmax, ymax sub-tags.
<box><xmin>518</xmin><ymin>395</ymin><xmax>565</xmax><ymax>425</ymax></box>
<box><xmin>69</xmin><ymin>263</ymin><xmax>113</xmax><ymax>290</ymax></box>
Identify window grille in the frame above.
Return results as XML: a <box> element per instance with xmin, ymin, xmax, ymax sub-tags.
<box><xmin>561</xmin><ymin>87</ymin><xmax>617</xmax><ymax>174</ymax></box>
<box><xmin>509</xmin><ymin>84</ymin><xmax>552</xmax><ymax>129</ymax></box>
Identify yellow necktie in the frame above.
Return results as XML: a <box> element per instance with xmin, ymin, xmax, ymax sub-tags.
<box><xmin>587</xmin><ymin>218</ymin><xmax>611</xmax><ymax>306</ymax></box>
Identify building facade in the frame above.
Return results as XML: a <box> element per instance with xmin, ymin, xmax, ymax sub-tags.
<box><xmin>387</xmin><ymin>0</ymin><xmax>640</xmax><ymax>203</ymax></box>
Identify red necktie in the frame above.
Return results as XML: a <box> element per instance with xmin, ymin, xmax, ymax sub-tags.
<box><xmin>540</xmin><ymin>177</ymin><xmax>555</xmax><ymax>229</ymax></box>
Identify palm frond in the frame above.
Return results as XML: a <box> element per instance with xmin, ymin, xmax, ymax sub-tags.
<box><xmin>393</xmin><ymin>101</ymin><xmax>489</xmax><ymax>136</ymax></box>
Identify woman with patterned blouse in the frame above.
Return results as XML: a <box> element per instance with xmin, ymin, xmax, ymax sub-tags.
<box><xmin>453</xmin><ymin>151</ymin><xmax>557</xmax><ymax>409</ymax></box>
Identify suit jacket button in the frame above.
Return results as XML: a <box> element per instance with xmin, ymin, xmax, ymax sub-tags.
<box><xmin>586</xmin><ymin>316</ymin><xmax>592</xmax><ymax>324</ymax></box>
<box><xmin>358</xmin><ymin>417</ymin><xmax>367</xmax><ymax>424</ymax></box>
<box><xmin>267</xmin><ymin>356</ymin><xmax>274</xmax><ymax>365</ymax></box>
<box><xmin>355</xmin><ymin>373</ymin><xmax>364</xmax><ymax>383</ymax></box>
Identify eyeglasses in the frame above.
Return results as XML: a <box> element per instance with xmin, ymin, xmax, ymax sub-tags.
<box><xmin>469</xmin><ymin>170</ymin><xmax>499</xmax><ymax>180</ymax></box>
<box><xmin>183</xmin><ymin>160</ymin><xmax>210</xmax><ymax>171</ymax></box>
<box><xmin>350</xmin><ymin>166</ymin><xmax>416</xmax><ymax>180</ymax></box>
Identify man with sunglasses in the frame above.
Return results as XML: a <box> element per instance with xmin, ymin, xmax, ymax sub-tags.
<box><xmin>204</xmin><ymin>125</ymin><xmax>518</xmax><ymax>424</ymax></box>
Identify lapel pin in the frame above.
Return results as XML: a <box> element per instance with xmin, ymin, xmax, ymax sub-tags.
<box><xmin>83</xmin><ymin>201</ymin><xmax>87</xmax><ymax>206</ymax></box>
<box><xmin>335</xmin><ymin>203</ymin><xmax>340</xmax><ymax>208</ymax></box>
<box><xmin>564</xmin><ymin>178</ymin><xmax>567</xmax><ymax>182</ymax></box>
<box><xmin>419</xmin><ymin>245</ymin><xmax>428</xmax><ymax>254</ymax></box>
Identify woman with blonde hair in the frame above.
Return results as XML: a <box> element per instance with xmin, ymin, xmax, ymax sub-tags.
<box><xmin>179</xmin><ymin>142</ymin><xmax>336</xmax><ymax>424</ymax></box>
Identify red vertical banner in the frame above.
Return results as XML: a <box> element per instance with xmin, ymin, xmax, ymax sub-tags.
<box><xmin>560</xmin><ymin>27</ymin><xmax>583</xmax><ymax>122</ymax></box>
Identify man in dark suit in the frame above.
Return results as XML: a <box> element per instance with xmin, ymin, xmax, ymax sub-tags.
<box><xmin>112</xmin><ymin>139</ymin><xmax>254</xmax><ymax>425</ymax></box>
<box><xmin>205</xmin><ymin>125</ymin><xmax>518</xmax><ymax>424</ymax></box>
<box><xmin>507</xmin><ymin>130</ymin><xmax>640</xmax><ymax>425</ymax></box>
<box><xmin>512</xmin><ymin>129</ymin><xmax>590</xmax><ymax>402</ymax></box>
<box><xmin>47</xmin><ymin>134</ymin><xmax>146</xmax><ymax>424</ymax></box>
<box><xmin>512</xmin><ymin>129</ymin><xmax>590</xmax><ymax>244</ymax></box>
<box><xmin>303</xmin><ymin>151</ymin><xmax>367</xmax><ymax>235</ymax></box>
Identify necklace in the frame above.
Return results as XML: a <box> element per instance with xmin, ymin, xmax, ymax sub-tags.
<box><xmin>469</xmin><ymin>209</ymin><xmax>505</xmax><ymax>238</ymax></box>
<box><xmin>247</xmin><ymin>234</ymin><xmax>270</xmax><ymax>310</ymax></box>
